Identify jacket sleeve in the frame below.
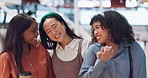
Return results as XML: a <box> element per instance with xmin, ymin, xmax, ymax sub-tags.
<box><xmin>46</xmin><ymin>51</ymin><xmax>56</xmax><ymax>78</ymax></box>
<box><xmin>131</xmin><ymin>42</ymin><xmax>146</xmax><ymax>78</ymax></box>
<box><xmin>78</xmin><ymin>44</ymin><xmax>108</xmax><ymax>78</ymax></box>
<box><xmin>0</xmin><ymin>53</ymin><xmax>11</xmax><ymax>78</ymax></box>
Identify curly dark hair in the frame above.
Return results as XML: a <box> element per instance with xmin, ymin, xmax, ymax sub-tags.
<box><xmin>90</xmin><ymin>10</ymin><xmax>135</xmax><ymax>44</ymax></box>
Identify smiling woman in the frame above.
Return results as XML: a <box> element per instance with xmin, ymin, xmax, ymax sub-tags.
<box><xmin>0</xmin><ymin>13</ymin><xmax>55</xmax><ymax>78</ymax></box>
<box><xmin>79</xmin><ymin>10</ymin><xmax>146</xmax><ymax>78</ymax></box>
<box><xmin>39</xmin><ymin>12</ymin><xmax>90</xmax><ymax>78</ymax></box>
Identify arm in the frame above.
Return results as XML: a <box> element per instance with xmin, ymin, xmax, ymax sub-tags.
<box><xmin>131</xmin><ymin>42</ymin><xmax>146</xmax><ymax>78</ymax></box>
<box><xmin>81</xmin><ymin>39</ymin><xmax>91</xmax><ymax>58</ymax></box>
<box><xmin>79</xmin><ymin>44</ymin><xmax>107</xmax><ymax>78</ymax></box>
<box><xmin>0</xmin><ymin>52</ymin><xmax>11</xmax><ymax>78</ymax></box>
<box><xmin>46</xmin><ymin>51</ymin><xmax>55</xmax><ymax>78</ymax></box>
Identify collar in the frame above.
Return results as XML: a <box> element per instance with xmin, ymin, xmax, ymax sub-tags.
<box><xmin>56</xmin><ymin>39</ymin><xmax>80</xmax><ymax>50</ymax></box>
<box><xmin>116</xmin><ymin>41</ymin><xmax>131</xmax><ymax>54</ymax></box>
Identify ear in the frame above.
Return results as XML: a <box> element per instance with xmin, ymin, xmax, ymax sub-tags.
<box><xmin>61</xmin><ymin>22</ymin><xmax>64</xmax><ymax>26</ymax></box>
<box><xmin>61</xmin><ymin>22</ymin><xmax>66</xmax><ymax>29</ymax></box>
<box><xmin>22</xmin><ymin>33</ymin><xmax>24</xmax><ymax>39</ymax></box>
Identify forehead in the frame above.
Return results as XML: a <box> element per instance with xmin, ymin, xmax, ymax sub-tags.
<box><xmin>28</xmin><ymin>21</ymin><xmax>38</xmax><ymax>29</ymax></box>
<box><xmin>92</xmin><ymin>21</ymin><xmax>101</xmax><ymax>27</ymax></box>
<box><xmin>43</xmin><ymin>18</ymin><xmax>57</xmax><ymax>28</ymax></box>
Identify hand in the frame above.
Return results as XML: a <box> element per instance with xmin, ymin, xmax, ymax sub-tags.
<box><xmin>34</xmin><ymin>40</ymin><xmax>40</xmax><ymax>48</ymax></box>
<box><xmin>96</xmin><ymin>46</ymin><xmax>114</xmax><ymax>62</ymax></box>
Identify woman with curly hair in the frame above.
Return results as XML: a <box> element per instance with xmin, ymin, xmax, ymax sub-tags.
<box><xmin>79</xmin><ymin>10</ymin><xmax>146</xmax><ymax>78</ymax></box>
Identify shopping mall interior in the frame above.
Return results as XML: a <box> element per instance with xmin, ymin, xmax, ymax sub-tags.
<box><xmin>0</xmin><ymin>0</ymin><xmax>148</xmax><ymax>76</ymax></box>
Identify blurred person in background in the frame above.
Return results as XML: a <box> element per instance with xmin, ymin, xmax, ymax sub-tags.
<box><xmin>0</xmin><ymin>13</ymin><xmax>55</xmax><ymax>78</ymax></box>
<box><xmin>39</xmin><ymin>12</ymin><xmax>90</xmax><ymax>78</ymax></box>
<box><xmin>79</xmin><ymin>10</ymin><xmax>146</xmax><ymax>78</ymax></box>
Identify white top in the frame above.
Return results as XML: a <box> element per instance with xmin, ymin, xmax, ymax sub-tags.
<box><xmin>49</xmin><ymin>39</ymin><xmax>90</xmax><ymax>61</ymax></box>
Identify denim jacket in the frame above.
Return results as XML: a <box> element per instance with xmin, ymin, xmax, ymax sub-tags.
<box><xmin>79</xmin><ymin>41</ymin><xmax>146</xmax><ymax>78</ymax></box>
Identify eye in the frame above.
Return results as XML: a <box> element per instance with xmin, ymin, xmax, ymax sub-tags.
<box><xmin>32</xmin><ymin>29</ymin><xmax>38</xmax><ymax>34</ymax></box>
<box><xmin>53</xmin><ymin>25</ymin><xmax>57</xmax><ymax>28</ymax></box>
<box><xmin>46</xmin><ymin>30</ymin><xmax>51</xmax><ymax>34</ymax></box>
<box><xmin>96</xmin><ymin>26</ymin><xmax>101</xmax><ymax>29</ymax></box>
<box><xmin>32</xmin><ymin>29</ymin><xmax>36</xmax><ymax>33</ymax></box>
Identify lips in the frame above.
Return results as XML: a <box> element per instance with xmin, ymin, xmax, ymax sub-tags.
<box><xmin>96</xmin><ymin>36</ymin><xmax>101</xmax><ymax>40</ymax></box>
<box><xmin>54</xmin><ymin>32</ymin><xmax>60</xmax><ymax>39</ymax></box>
<box><xmin>33</xmin><ymin>38</ymin><xmax>37</xmax><ymax>41</ymax></box>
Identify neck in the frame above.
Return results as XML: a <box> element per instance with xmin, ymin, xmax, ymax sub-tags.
<box><xmin>22</xmin><ymin>42</ymin><xmax>30</xmax><ymax>56</ymax></box>
<box><xmin>60</xmin><ymin>35</ymin><xmax>73</xmax><ymax>49</ymax></box>
<box><xmin>106</xmin><ymin>42</ymin><xmax>118</xmax><ymax>52</ymax></box>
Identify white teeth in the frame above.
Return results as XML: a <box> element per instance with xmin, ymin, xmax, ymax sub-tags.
<box><xmin>54</xmin><ymin>33</ymin><xmax>60</xmax><ymax>38</ymax></box>
<box><xmin>96</xmin><ymin>36</ymin><xmax>101</xmax><ymax>40</ymax></box>
<box><xmin>33</xmin><ymin>38</ymin><xmax>37</xmax><ymax>41</ymax></box>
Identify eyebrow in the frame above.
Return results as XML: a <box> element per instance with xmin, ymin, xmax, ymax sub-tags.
<box><xmin>33</xmin><ymin>26</ymin><xmax>38</xmax><ymax>29</ymax></box>
<box><xmin>94</xmin><ymin>24</ymin><xmax>101</xmax><ymax>27</ymax></box>
<box><xmin>45</xmin><ymin>29</ymin><xmax>50</xmax><ymax>32</ymax></box>
<box><xmin>44</xmin><ymin>23</ymin><xmax>57</xmax><ymax>32</ymax></box>
<box><xmin>51</xmin><ymin>23</ymin><xmax>56</xmax><ymax>27</ymax></box>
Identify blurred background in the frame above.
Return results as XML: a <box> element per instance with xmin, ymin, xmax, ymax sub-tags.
<box><xmin>0</xmin><ymin>0</ymin><xmax>148</xmax><ymax>76</ymax></box>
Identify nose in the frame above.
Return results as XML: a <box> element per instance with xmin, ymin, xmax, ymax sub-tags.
<box><xmin>94</xmin><ymin>30</ymin><xmax>98</xmax><ymax>36</ymax></box>
<box><xmin>35</xmin><ymin>31</ymin><xmax>39</xmax><ymax>36</ymax></box>
<box><xmin>51</xmin><ymin>30</ymin><xmax>56</xmax><ymax>34</ymax></box>
<box><xmin>37</xmin><ymin>31</ymin><xmax>39</xmax><ymax>36</ymax></box>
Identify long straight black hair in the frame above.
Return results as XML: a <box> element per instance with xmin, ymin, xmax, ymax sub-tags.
<box><xmin>2</xmin><ymin>13</ymin><xmax>34</xmax><ymax>71</ymax></box>
<box><xmin>39</xmin><ymin>12</ymin><xmax>82</xmax><ymax>50</ymax></box>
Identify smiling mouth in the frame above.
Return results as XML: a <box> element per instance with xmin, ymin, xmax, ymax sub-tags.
<box><xmin>54</xmin><ymin>33</ymin><xmax>60</xmax><ymax>39</ymax></box>
<box><xmin>96</xmin><ymin>36</ymin><xmax>101</xmax><ymax>40</ymax></box>
<box><xmin>33</xmin><ymin>38</ymin><xmax>37</xmax><ymax>41</ymax></box>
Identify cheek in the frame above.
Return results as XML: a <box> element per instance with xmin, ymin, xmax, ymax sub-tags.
<box><xmin>59</xmin><ymin>26</ymin><xmax>66</xmax><ymax>34</ymax></box>
<box><xmin>103</xmin><ymin>32</ymin><xmax>110</xmax><ymax>40</ymax></box>
<box><xmin>23</xmin><ymin>31</ymin><xmax>31</xmax><ymax>41</ymax></box>
<box><xmin>93</xmin><ymin>30</ymin><xmax>97</xmax><ymax>36</ymax></box>
<box><xmin>46</xmin><ymin>33</ymin><xmax>52</xmax><ymax>39</ymax></box>
<box><xmin>23</xmin><ymin>33</ymin><xmax>33</xmax><ymax>43</ymax></box>
<box><xmin>23</xmin><ymin>35</ymin><xmax>29</xmax><ymax>43</ymax></box>
<box><xmin>46</xmin><ymin>33</ymin><xmax>57</xmax><ymax>41</ymax></box>
<box><xmin>59</xmin><ymin>26</ymin><xmax>65</xmax><ymax>31</ymax></box>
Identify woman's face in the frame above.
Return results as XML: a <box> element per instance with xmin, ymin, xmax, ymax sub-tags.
<box><xmin>92</xmin><ymin>21</ymin><xmax>110</xmax><ymax>44</ymax></box>
<box><xmin>23</xmin><ymin>21</ymin><xmax>39</xmax><ymax>46</ymax></box>
<box><xmin>43</xmin><ymin>18</ymin><xmax>66</xmax><ymax>42</ymax></box>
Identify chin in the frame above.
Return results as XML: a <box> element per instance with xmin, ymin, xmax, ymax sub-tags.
<box><xmin>31</xmin><ymin>41</ymin><xmax>37</xmax><ymax>45</ymax></box>
<box><xmin>57</xmin><ymin>39</ymin><xmax>63</xmax><ymax>42</ymax></box>
<box><xmin>56</xmin><ymin>37</ymin><xmax>64</xmax><ymax>42</ymax></box>
<box><xmin>97</xmin><ymin>41</ymin><xmax>103</xmax><ymax>44</ymax></box>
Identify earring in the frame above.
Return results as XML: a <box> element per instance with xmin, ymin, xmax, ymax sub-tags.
<box><xmin>109</xmin><ymin>34</ymin><xmax>112</xmax><ymax>40</ymax></box>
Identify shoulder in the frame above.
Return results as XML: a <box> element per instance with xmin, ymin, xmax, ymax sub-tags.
<box><xmin>130</xmin><ymin>41</ymin><xmax>142</xmax><ymax>48</ymax></box>
<box><xmin>82</xmin><ymin>39</ymin><xmax>90</xmax><ymax>43</ymax></box>
<box><xmin>121</xmin><ymin>41</ymin><xmax>144</xmax><ymax>52</ymax></box>
<box><xmin>35</xmin><ymin>42</ymin><xmax>46</xmax><ymax>50</ymax></box>
<box><xmin>128</xmin><ymin>41</ymin><xmax>145</xmax><ymax>56</ymax></box>
<box><xmin>32</xmin><ymin>42</ymin><xmax>49</xmax><ymax>55</ymax></box>
<box><xmin>0</xmin><ymin>52</ymin><xmax>10</xmax><ymax>62</ymax></box>
<box><xmin>73</xmin><ymin>39</ymin><xmax>90</xmax><ymax>48</ymax></box>
<box><xmin>83</xmin><ymin>43</ymin><xmax>101</xmax><ymax>58</ymax></box>
<box><xmin>121</xmin><ymin>41</ymin><xmax>142</xmax><ymax>49</ymax></box>
<box><xmin>126</xmin><ymin>41</ymin><xmax>144</xmax><ymax>51</ymax></box>
<box><xmin>81</xmin><ymin>39</ymin><xmax>91</xmax><ymax>47</ymax></box>
<box><xmin>89</xmin><ymin>43</ymin><xmax>101</xmax><ymax>50</ymax></box>
<box><xmin>86</xmin><ymin>43</ymin><xmax>101</xmax><ymax>54</ymax></box>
